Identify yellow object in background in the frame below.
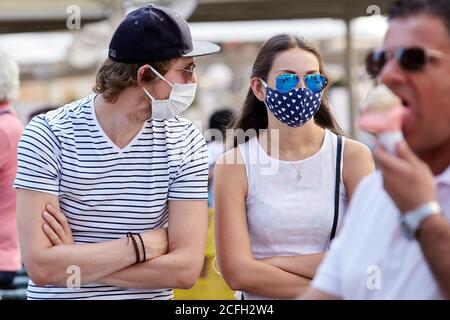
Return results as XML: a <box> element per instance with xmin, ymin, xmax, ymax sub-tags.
<box><xmin>174</xmin><ymin>209</ymin><xmax>235</xmax><ymax>300</ymax></box>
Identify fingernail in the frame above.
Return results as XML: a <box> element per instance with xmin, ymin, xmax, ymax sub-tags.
<box><xmin>42</xmin><ymin>212</ymin><xmax>49</xmax><ymax>218</ymax></box>
<box><xmin>47</xmin><ymin>204</ymin><xmax>54</xmax><ymax>210</ymax></box>
<box><xmin>43</xmin><ymin>224</ymin><xmax>49</xmax><ymax>229</ymax></box>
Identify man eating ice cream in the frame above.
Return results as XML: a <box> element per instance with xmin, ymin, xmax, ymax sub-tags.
<box><xmin>300</xmin><ymin>0</ymin><xmax>450</xmax><ymax>299</ymax></box>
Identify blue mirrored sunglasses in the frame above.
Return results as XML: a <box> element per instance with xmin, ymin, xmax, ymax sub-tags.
<box><xmin>275</xmin><ymin>73</ymin><xmax>328</xmax><ymax>93</ymax></box>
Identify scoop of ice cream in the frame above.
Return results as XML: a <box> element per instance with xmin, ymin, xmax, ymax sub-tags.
<box><xmin>360</xmin><ymin>84</ymin><xmax>402</xmax><ymax>113</ymax></box>
<box><xmin>358</xmin><ymin>84</ymin><xmax>405</xmax><ymax>134</ymax></box>
<box><xmin>358</xmin><ymin>106</ymin><xmax>405</xmax><ymax>133</ymax></box>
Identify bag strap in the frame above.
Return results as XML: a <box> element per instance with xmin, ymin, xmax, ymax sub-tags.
<box><xmin>329</xmin><ymin>135</ymin><xmax>343</xmax><ymax>245</ymax></box>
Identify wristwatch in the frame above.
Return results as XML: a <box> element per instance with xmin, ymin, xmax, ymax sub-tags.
<box><xmin>400</xmin><ymin>201</ymin><xmax>442</xmax><ymax>240</ymax></box>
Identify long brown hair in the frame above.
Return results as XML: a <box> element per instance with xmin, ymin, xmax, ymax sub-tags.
<box><xmin>231</xmin><ymin>34</ymin><xmax>344</xmax><ymax>146</ymax></box>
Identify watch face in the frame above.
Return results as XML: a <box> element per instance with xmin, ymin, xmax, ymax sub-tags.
<box><xmin>401</xmin><ymin>220</ymin><xmax>414</xmax><ymax>241</ymax></box>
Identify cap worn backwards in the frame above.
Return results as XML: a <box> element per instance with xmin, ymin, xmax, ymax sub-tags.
<box><xmin>109</xmin><ymin>4</ymin><xmax>220</xmax><ymax>64</ymax></box>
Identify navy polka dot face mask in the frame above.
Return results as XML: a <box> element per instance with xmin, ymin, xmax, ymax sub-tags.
<box><xmin>260</xmin><ymin>79</ymin><xmax>323</xmax><ymax>127</ymax></box>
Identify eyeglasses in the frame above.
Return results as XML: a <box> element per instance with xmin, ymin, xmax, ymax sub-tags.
<box><xmin>365</xmin><ymin>46</ymin><xmax>446</xmax><ymax>78</ymax></box>
<box><xmin>275</xmin><ymin>73</ymin><xmax>328</xmax><ymax>93</ymax></box>
<box><xmin>173</xmin><ymin>63</ymin><xmax>196</xmax><ymax>82</ymax></box>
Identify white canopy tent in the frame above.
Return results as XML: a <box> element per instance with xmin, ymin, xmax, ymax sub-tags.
<box><xmin>0</xmin><ymin>0</ymin><xmax>394</xmax><ymax>135</ymax></box>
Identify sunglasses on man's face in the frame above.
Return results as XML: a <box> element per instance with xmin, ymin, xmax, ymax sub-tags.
<box><xmin>275</xmin><ymin>73</ymin><xmax>328</xmax><ymax>93</ymax></box>
<box><xmin>173</xmin><ymin>63</ymin><xmax>196</xmax><ymax>82</ymax></box>
<box><xmin>365</xmin><ymin>46</ymin><xmax>446</xmax><ymax>78</ymax></box>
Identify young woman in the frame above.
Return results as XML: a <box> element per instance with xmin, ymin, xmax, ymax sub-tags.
<box><xmin>214</xmin><ymin>34</ymin><xmax>375</xmax><ymax>300</ymax></box>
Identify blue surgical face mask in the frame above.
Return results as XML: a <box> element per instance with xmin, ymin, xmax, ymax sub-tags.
<box><xmin>260</xmin><ymin>79</ymin><xmax>323</xmax><ymax>127</ymax></box>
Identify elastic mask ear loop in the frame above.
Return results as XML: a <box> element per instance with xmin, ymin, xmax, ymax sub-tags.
<box><xmin>143</xmin><ymin>87</ymin><xmax>156</xmax><ymax>102</ymax></box>
<box><xmin>260</xmin><ymin>78</ymin><xmax>268</xmax><ymax>88</ymax></box>
<box><xmin>148</xmin><ymin>65</ymin><xmax>174</xmax><ymax>88</ymax></box>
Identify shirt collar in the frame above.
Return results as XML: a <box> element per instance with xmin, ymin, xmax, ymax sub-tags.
<box><xmin>436</xmin><ymin>164</ymin><xmax>450</xmax><ymax>186</ymax></box>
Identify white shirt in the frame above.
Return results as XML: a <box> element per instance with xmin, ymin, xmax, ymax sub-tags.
<box><xmin>239</xmin><ymin>129</ymin><xmax>348</xmax><ymax>300</ymax></box>
<box><xmin>14</xmin><ymin>94</ymin><xmax>209</xmax><ymax>300</ymax></box>
<box><xmin>312</xmin><ymin>165</ymin><xmax>450</xmax><ymax>299</ymax></box>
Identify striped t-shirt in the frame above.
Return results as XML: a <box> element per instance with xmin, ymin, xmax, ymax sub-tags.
<box><xmin>14</xmin><ymin>94</ymin><xmax>208</xmax><ymax>300</ymax></box>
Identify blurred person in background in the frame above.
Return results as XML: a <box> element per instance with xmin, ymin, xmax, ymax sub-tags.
<box><xmin>27</xmin><ymin>106</ymin><xmax>57</xmax><ymax>123</ymax></box>
<box><xmin>0</xmin><ymin>49</ymin><xmax>23</xmax><ymax>288</ymax></box>
<box><xmin>14</xmin><ymin>5</ymin><xmax>220</xmax><ymax>300</ymax></box>
<box><xmin>214</xmin><ymin>34</ymin><xmax>375</xmax><ymax>300</ymax></box>
<box><xmin>207</xmin><ymin>108</ymin><xmax>234</xmax><ymax>208</ymax></box>
<box><xmin>303</xmin><ymin>0</ymin><xmax>450</xmax><ymax>299</ymax></box>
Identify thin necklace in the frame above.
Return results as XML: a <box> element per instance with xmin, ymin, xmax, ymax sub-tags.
<box><xmin>290</xmin><ymin>161</ymin><xmax>303</xmax><ymax>181</ymax></box>
<box><xmin>272</xmin><ymin>143</ymin><xmax>309</xmax><ymax>182</ymax></box>
<box><xmin>266</xmin><ymin>132</ymin><xmax>316</xmax><ymax>181</ymax></box>
<box><xmin>278</xmin><ymin>143</ymin><xmax>314</xmax><ymax>182</ymax></box>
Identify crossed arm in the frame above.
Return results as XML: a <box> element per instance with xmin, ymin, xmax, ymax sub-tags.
<box><xmin>17</xmin><ymin>188</ymin><xmax>208</xmax><ymax>289</ymax></box>
<box><xmin>214</xmin><ymin>149</ymin><xmax>317</xmax><ymax>299</ymax></box>
<box><xmin>98</xmin><ymin>198</ymin><xmax>208</xmax><ymax>289</ymax></box>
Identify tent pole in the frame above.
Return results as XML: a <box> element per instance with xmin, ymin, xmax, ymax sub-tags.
<box><xmin>345</xmin><ymin>18</ymin><xmax>357</xmax><ymax>138</ymax></box>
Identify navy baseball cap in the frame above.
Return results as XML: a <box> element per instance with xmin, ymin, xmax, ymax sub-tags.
<box><xmin>108</xmin><ymin>4</ymin><xmax>220</xmax><ymax>64</ymax></box>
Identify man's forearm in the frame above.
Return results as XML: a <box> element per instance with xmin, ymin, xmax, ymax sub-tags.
<box><xmin>98</xmin><ymin>249</ymin><xmax>201</xmax><ymax>289</ymax></box>
<box><xmin>28</xmin><ymin>237</ymin><xmax>136</xmax><ymax>287</ymax></box>
<box><xmin>17</xmin><ymin>189</ymin><xmax>138</xmax><ymax>287</ymax></box>
<box><xmin>418</xmin><ymin>213</ymin><xmax>450</xmax><ymax>299</ymax></box>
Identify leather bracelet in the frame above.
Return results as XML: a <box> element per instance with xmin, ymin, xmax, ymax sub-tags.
<box><xmin>126</xmin><ymin>232</ymin><xmax>140</xmax><ymax>264</ymax></box>
<box><xmin>135</xmin><ymin>233</ymin><xmax>147</xmax><ymax>263</ymax></box>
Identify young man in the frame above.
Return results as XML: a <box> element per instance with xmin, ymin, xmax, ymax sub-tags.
<box><xmin>0</xmin><ymin>49</ymin><xmax>23</xmax><ymax>288</ymax></box>
<box><xmin>303</xmin><ymin>0</ymin><xmax>450</xmax><ymax>299</ymax></box>
<box><xmin>15</xmin><ymin>5</ymin><xmax>220</xmax><ymax>299</ymax></box>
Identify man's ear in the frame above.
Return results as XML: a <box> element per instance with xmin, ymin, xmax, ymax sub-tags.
<box><xmin>250</xmin><ymin>77</ymin><xmax>266</xmax><ymax>102</ymax></box>
<box><xmin>137</xmin><ymin>64</ymin><xmax>151</xmax><ymax>86</ymax></box>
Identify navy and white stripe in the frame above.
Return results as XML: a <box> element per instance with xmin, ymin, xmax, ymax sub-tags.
<box><xmin>14</xmin><ymin>94</ymin><xmax>208</xmax><ymax>300</ymax></box>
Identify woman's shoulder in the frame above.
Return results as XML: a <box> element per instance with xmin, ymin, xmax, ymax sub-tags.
<box><xmin>214</xmin><ymin>145</ymin><xmax>249</xmax><ymax>193</ymax></box>
<box><xmin>341</xmin><ymin>137</ymin><xmax>376</xmax><ymax>198</ymax></box>
<box><xmin>215</xmin><ymin>145</ymin><xmax>245</xmax><ymax>167</ymax></box>
<box><xmin>325</xmin><ymin>130</ymin><xmax>372</xmax><ymax>162</ymax></box>
<box><xmin>342</xmin><ymin>137</ymin><xmax>373</xmax><ymax>162</ymax></box>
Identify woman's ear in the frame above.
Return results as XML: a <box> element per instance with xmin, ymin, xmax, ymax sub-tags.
<box><xmin>250</xmin><ymin>77</ymin><xmax>266</xmax><ymax>102</ymax></box>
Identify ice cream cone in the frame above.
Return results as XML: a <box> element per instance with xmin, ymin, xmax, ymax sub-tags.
<box><xmin>378</xmin><ymin>131</ymin><xmax>404</xmax><ymax>154</ymax></box>
<box><xmin>357</xmin><ymin>84</ymin><xmax>405</xmax><ymax>154</ymax></box>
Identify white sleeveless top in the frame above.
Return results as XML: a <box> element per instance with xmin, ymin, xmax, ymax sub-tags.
<box><xmin>237</xmin><ymin>129</ymin><xmax>348</xmax><ymax>300</ymax></box>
